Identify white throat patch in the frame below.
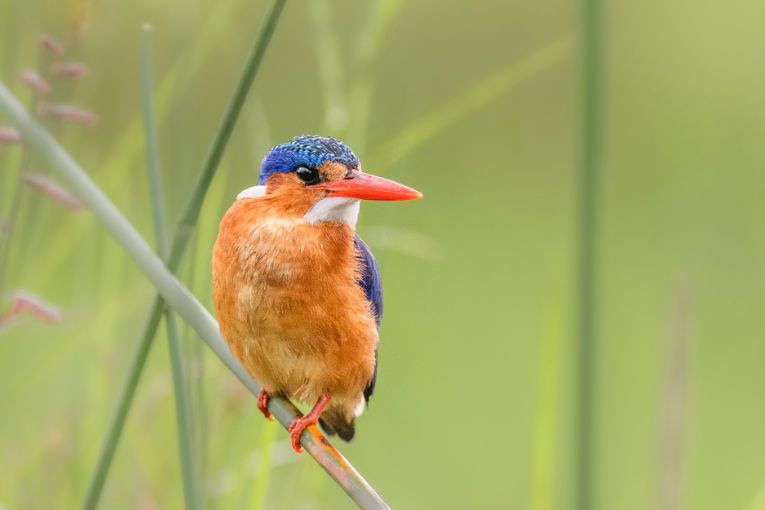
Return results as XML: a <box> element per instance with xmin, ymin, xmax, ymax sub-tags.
<box><xmin>304</xmin><ymin>197</ymin><xmax>360</xmax><ymax>228</ymax></box>
<box><xmin>236</xmin><ymin>185</ymin><xmax>267</xmax><ymax>200</ymax></box>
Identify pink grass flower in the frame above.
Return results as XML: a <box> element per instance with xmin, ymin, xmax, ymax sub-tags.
<box><xmin>50</xmin><ymin>61</ymin><xmax>88</xmax><ymax>78</ymax></box>
<box><xmin>0</xmin><ymin>291</ymin><xmax>62</xmax><ymax>329</ymax></box>
<box><xmin>20</xmin><ymin>70</ymin><xmax>51</xmax><ymax>95</ymax></box>
<box><xmin>38</xmin><ymin>103</ymin><xmax>96</xmax><ymax>125</ymax></box>
<box><xmin>40</xmin><ymin>34</ymin><xmax>64</xmax><ymax>56</ymax></box>
<box><xmin>0</xmin><ymin>127</ymin><xmax>21</xmax><ymax>145</ymax></box>
<box><xmin>22</xmin><ymin>173</ymin><xmax>83</xmax><ymax>210</ymax></box>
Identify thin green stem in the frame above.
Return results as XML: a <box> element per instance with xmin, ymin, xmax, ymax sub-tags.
<box><xmin>308</xmin><ymin>0</ymin><xmax>348</xmax><ymax>134</ymax></box>
<box><xmin>141</xmin><ymin>25</ymin><xmax>201</xmax><ymax>510</ymax></box>
<box><xmin>141</xmin><ymin>25</ymin><xmax>168</xmax><ymax>257</ymax></box>
<box><xmin>0</xmin><ymin>153</ymin><xmax>27</xmax><ymax>295</ymax></box>
<box><xmin>169</xmin><ymin>0</ymin><xmax>286</xmax><ymax>271</ymax></box>
<box><xmin>79</xmin><ymin>298</ymin><xmax>164</xmax><ymax>510</ymax></box>
<box><xmin>368</xmin><ymin>37</ymin><xmax>572</xmax><ymax>169</ymax></box>
<box><xmin>0</xmin><ymin>60</ymin><xmax>44</xmax><ymax>296</ymax></box>
<box><xmin>185</xmin><ymin>238</ymin><xmax>211</xmax><ymax>476</ymax></box>
<box><xmin>576</xmin><ymin>0</ymin><xmax>601</xmax><ymax>508</ymax></box>
<box><xmin>0</xmin><ymin>37</ymin><xmax>68</xmax><ymax>295</ymax></box>
<box><xmin>78</xmin><ymin>3</ymin><xmax>287</xmax><ymax>508</ymax></box>
<box><xmin>250</xmin><ymin>421</ymin><xmax>278</xmax><ymax>510</ymax></box>
<box><xmin>529</xmin><ymin>265</ymin><xmax>567</xmax><ymax>510</ymax></box>
<box><xmin>0</xmin><ymin>77</ymin><xmax>390</xmax><ymax>510</ymax></box>
<box><xmin>345</xmin><ymin>0</ymin><xmax>405</xmax><ymax>154</ymax></box>
<box><xmin>165</xmin><ymin>312</ymin><xmax>200</xmax><ymax>509</ymax></box>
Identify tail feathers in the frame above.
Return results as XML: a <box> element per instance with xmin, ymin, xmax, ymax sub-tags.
<box><xmin>319</xmin><ymin>408</ymin><xmax>355</xmax><ymax>442</ymax></box>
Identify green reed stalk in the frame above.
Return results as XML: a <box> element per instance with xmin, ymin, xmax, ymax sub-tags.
<box><xmin>0</xmin><ymin>2</ymin><xmax>389</xmax><ymax>507</ymax></box>
<box><xmin>77</xmin><ymin>2</ymin><xmax>287</xmax><ymax>508</ymax></box>
<box><xmin>308</xmin><ymin>0</ymin><xmax>348</xmax><ymax>134</ymax></box>
<box><xmin>250</xmin><ymin>421</ymin><xmax>278</xmax><ymax>510</ymax></box>
<box><xmin>0</xmin><ymin>76</ymin><xmax>390</xmax><ymax>510</ymax></box>
<box><xmin>345</xmin><ymin>0</ymin><xmax>404</xmax><ymax>155</ymax></box>
<box><xmin>368</xmin><ymin>36</ymin><xmax>572</xmax><ymax>169</ymax></box>
<box><xmin>576</xmin><ymin>0</ymin><xmax>601</xmax><ymax>508</ymax></box>
<box><xmin>529</xmin><ymin>266</ymin><xmax>568</xmax><ymax>510</ymax></box>
<box><xmin>141</xmin><ymin>25</ymin><xmax>168</xmax><ymax>259</ymax></box>
<box><xmin>0</xmin><ymin>46</ymin><xmax>47</xmax><ymax>295</ymax></box>
<box><xmin>141</xmin><ymin>25</ymin><xmax>201</xmax><ymax>510</ymax></box>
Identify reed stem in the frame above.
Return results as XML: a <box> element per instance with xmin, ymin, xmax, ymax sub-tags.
<box><xmin>250</xmin><ymin>421</ymin><xmax>278</xmax><ymax>510</ymax></box>
<box><xmin>0</xmin><ymin>77</ymin><xmax>390</xmax><ymax>510</ymax></box>
<box><xmin>576</xmin><ymin>0</ymin><xmax>601</xmax><ymax>508</ymax></box>
<box><xmin>77</xmin><ymin>2</ymin><xmax>287</xmax><ymax>507</ymax></box>
<box><xmin>141</xmin><ymin>24</ymin><xmax>201</xmax><ymax>510</ymax></box>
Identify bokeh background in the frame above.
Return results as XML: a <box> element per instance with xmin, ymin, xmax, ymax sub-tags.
<box><xmin>2</xmin><ymin>0</ymin><xmax>765</xmax><ymax>509</ymax></box>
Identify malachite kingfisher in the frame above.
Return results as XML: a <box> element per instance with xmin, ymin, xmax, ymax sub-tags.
<box><xmin>212</xmin><ymin>135</ymin><xmax>421</xmax><ymax>452</ymax></box>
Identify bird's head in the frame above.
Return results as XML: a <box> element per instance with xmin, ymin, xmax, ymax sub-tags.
<box><xmin>240</xmin><ymin>135</ymin><xmax>421</xmax><ymax>225</ymax></box>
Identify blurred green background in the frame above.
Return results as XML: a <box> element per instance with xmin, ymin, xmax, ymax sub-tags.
<box><xmin>2</xmin><ymin>0</ymin><xmax>765</xmax><ymax>509</ymax></box>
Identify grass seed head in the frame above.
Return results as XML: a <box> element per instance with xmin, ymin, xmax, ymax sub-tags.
<box><xmin>22</xmin><ymin>173</ymin><xmax>83</xmax><ymax>210</ymax></box>
<box><xmin>20</xmin><ymin>70</ymin><xmax>51</xmax><ymax>95</ymax></box>
<box><xmin>39</xmin><ymin>34</ymin><xmax>65</xmax><ymax>56</ymax></box>
<box><xmin>50</xmin><ymin>61</ymin><xmax>88</xmax><ymax>78</ymax></box>
<box><xmin>38</xmin><ymin>103</ymin><xmax>96</xmax><ymax>125</ymax></box>
<box><xmin>0</xmin><ymin>127</ymin><xmax>21</xmax><ymax>145</ymax></box>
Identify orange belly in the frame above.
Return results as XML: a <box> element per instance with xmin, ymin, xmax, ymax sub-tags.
<box><xmin>212</xmin><ymin>198</ymin><xmax>378</xmax><ymax>409</ymax></box>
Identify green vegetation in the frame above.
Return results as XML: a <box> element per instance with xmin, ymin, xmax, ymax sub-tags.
<box><xmin>2</xmin><ymin>1</ymin><xmax>765</xmax><ymax>509</ymax></box>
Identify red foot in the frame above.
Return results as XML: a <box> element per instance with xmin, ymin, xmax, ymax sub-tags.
<box><xmin>257</xmin><ymin>389</ymin><xmax>272</xmax><ymax>420</ymax></box>
<box><xmin>288</xmin><ymin>395</ymin><xmax>331</xmax><ymax>453</ymax></box>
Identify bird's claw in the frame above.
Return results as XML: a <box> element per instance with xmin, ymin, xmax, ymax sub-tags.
<box><xmin>257</xmin><ymin>389</ymin><xmax>273</xmax><ymax>421</ymax></box>
<box><xmin>287</xmin><ymin>416</ymin><xmax>316</xmax><ymax>453</ymax></box>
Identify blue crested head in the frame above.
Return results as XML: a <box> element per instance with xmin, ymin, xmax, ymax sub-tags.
<box><xmin>260</xmin><ymin>135</ymin><xmax>360</xmax><ymax>185</ymax></box>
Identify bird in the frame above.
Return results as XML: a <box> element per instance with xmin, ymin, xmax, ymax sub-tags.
<box><xmin>212</xmin><ymin>135</ymin><xmax>421</xmax><ymax>452</ymax></box>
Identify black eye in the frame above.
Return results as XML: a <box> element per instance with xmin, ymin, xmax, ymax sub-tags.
<box><xmin>295</xmin><ymin>166</ymin><xmax>321</xmax><ymax>186</ymax></box>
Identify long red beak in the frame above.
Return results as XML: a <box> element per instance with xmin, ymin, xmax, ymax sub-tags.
<box><xmin>314</xmin><ymin>170</ymin><xmax>422</xmax><ymax>201</ymax></box>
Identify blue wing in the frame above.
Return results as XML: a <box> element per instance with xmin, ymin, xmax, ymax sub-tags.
<box><xmin>354</xmin><ymin>234</ymin><xmax>382</xmax><ymax>402</ymax></box>
<box><xmin>354</xmin><ymin>235</ymin><xmax>383</xmax><ymax>327</ymax></box>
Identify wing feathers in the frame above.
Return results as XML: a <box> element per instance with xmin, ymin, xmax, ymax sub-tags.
<box><xmin>354</xmin><ymin>235</ymin><xmax>382</xmax><ymax>403</ymax></box>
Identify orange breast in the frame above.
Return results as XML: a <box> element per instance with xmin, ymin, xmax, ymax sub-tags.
<box><xmin>212</xmin><ymin>196</ymin><xmax>378</xmax><ymax>406</ymax></box>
